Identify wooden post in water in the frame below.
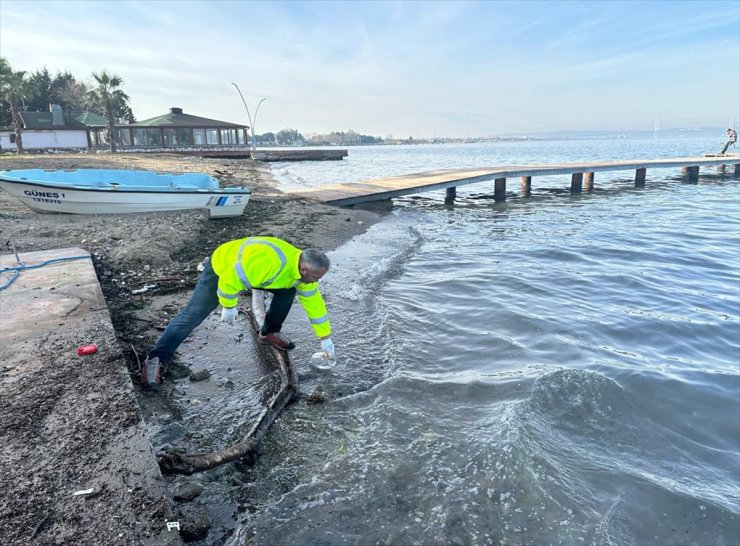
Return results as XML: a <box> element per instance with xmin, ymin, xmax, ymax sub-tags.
<box><xmin>635</xmin><ymin>167</ymin><xmax>646</xmax><ymax>187</ymax></box>
<box><xmin>734</xmin><ymin>163</ymin><xmax>740</xmax><ymax>177</ymax></box>
<box><xmin>494</xmin><ymin>178</ymin><xmax>506</xmax><ymax>201</ymax></box>
<box><xmin>445</xmin><ymin>186</ymin><xmax>456</xmax><ymax>204</ymax></box>
<box><xmin>685</xmin><ymin>166</ymin><xmax>699</xmax><ymax>182</ymax></box>
<box><xmin>716</xmin><ymin>164</ymin><xmax>726</xmax><ymax>175</ymax></box>
<box><xmin>521</xmin><ymin>176</ymin><xmax>532</xmax><ymax>196</ymax></box>
<box><xmin>570</xmin><ymin>172</ymin><xmax>583</xmax><ymax>193</ymax></box>
<box><xmin>584</xmin><ymin>172</ymin><xmax>594</xmax><ymax>191</ymax></box>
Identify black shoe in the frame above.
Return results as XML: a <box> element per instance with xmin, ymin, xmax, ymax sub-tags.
<box><xmin>257</xmin><ymin>331</ymin><xmax>296</xmax><ymax>351</ymax></box>
<box><xmin>140</xmin><ymin>356</ymin><xmax>162</xmax><ymax>390</ymax></box>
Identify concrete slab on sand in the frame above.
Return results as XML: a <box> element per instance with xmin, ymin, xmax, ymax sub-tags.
<box><xmin>0</xmin><ymin>247</ymin><xmax>179</xmax><ymax>545</ymax></box>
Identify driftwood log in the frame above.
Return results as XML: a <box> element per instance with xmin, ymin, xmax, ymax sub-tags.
<box><xmin>158</xmin><ymin>290</ymin><xmax>298</xmax><ymax>475</ymax></box>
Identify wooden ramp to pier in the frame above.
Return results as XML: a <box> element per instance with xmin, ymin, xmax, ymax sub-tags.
<box><xmin>290</xmin><ymin>154</ymin><xmax>740</xmax><ymax>206</ymax></box>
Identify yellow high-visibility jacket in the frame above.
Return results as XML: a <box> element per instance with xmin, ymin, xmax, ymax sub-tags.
<box><xmin>211</xmin><ymin>237</ymin><xmax>331</xmax><ymax>338</ymax></box>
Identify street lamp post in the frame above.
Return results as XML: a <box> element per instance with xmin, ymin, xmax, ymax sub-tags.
<box><xmin>231</xmin><ymin>82</ymin><xmax>266</xmax><ymax>150</ymax></box>
<box><xmin>252</xmin><ymin>98</ymin><xmax>267</xmax><ymax>147</ymax></box>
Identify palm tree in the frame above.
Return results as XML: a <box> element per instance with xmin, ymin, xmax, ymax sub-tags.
<box><xmin>0</xmin><ymin>57</ymin><xmax>28</xmax><ymax>153</ymax></box>
<box><xmin>86</xmin><ymin>71</ymin><xmax>130</xmax><ymax>153</ymax></box>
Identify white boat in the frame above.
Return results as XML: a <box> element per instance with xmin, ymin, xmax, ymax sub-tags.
<box><xmin>0</xmin><ymin>169</ymin><xmax>251</xmax><ymax>218</ymax></box>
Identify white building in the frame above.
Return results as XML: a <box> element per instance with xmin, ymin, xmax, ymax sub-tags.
<box><xmin>0</xmin><ymin>105</ymin><xmax>103</xmax><ymax>151</ymax></box>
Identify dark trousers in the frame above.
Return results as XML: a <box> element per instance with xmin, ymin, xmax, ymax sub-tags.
<box><xmin>720</xmin><ymin>140</ymin><xmax>735</xmax><ymax>154</ymax></box>
<box><xmin>261</xmin><ymin>288</ymin><xmax>297</xmax><ymax>334</ymax></box>
<box><xmin>149</xmin><ymin>258</ymin><xmax>296</xmax><ymax>363</ymax></box>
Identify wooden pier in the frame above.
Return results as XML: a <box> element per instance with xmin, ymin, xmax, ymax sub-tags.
<box><xmin>115</xmin><ymin>147</ymin><xmax>348</xmax><ymax>161</ymax></box>
<box><xmin>290</xmin><ymin>154</ymin><xmax>740</xmax><ymax>206</ymax></box>
<box><xmin>250</xmin><ymin>148</ymin><xmax>348</xmax><ymax>161</ymax></box>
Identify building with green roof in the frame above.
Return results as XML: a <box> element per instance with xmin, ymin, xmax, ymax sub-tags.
<box><xmin>1</xmin><ymin>105</ymin><xmax>249</xmax><ymax>153</ymax></box>
<box><xmin>113</xmin><ymin>107</ymin><xmax>249</xmax><ymax>149</ymax></box>
<box><xmin>0</xmin><ymin>105</ymin><xmax>94</xmax><ymax>150</ymax></box>
<box><xmin>72</xmin><ymin>112</ymin><xmax>108</xmax><ymax>127</ymax></box>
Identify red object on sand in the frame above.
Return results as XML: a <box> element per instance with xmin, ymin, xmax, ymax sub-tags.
<box><xmin>76</xmin><ymin>344</ymin><xmax>98</xmax><ymax>356</ymax></box>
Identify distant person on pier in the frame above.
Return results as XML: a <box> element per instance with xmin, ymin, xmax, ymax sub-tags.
<box><xmin>720</xmin><ymin>128</ymin><xmax>737</xmax><ymax>155</ymax></box>
<box><xmin>140</xmin><ymin>236</ymin><xmax>335</xmax><ymax>390</ymax></box>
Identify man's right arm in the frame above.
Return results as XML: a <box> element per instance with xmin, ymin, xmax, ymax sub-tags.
<box><xmin>217</xmin><ymin>270</ymin><xmax>243</xmax><ymax>308</ymax></box>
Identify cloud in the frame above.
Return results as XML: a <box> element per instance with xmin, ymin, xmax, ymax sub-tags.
<box><xmin>1</xmin><ymin>0</ymin><xmax>738</xmax><ymax>136</ymax></box>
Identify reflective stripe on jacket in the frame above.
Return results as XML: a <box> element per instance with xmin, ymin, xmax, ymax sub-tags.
<box><xmin>210</xmin><ymin>236</ymin><xmax>331</xmax><ymax>338</ymax></box>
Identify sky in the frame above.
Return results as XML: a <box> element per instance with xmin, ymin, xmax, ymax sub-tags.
<box><xmin>1</xmin><ymin>0</ymin><xmax>738</xmax><ymax>138</ymax></box>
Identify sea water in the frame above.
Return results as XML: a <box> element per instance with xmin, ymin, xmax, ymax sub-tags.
<box><xmin>234</xmin><ymin>137</ymin><xmax>739</xmax><ymax>545</ymax></box>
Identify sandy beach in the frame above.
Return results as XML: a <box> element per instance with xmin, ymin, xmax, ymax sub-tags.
<box><xmin>0</xmin><ymin>152</ymin><xmax>383</xmax><ymax>544</ymax></box>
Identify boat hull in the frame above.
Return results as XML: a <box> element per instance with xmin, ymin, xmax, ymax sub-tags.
<box><xmin>0</xmin><ymin>170</ymin><xmax>251</xmax><ymax>218</ymax></box>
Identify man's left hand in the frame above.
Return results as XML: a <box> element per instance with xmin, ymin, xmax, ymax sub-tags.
<box><xmin>321</xmin><ymin>337</ymin><xmax>336</xmax><ymax>359</ymax></box>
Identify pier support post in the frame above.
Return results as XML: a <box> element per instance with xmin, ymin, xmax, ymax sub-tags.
<box><xmin>570</xmin><ymin>173</ymin><xmax>583</xmax><ymax>193</ymax></box>
<box><xmin>716</xmin><ymin>164</ymin><xmax>726</xmax><ymax>175</ymax></box>
<box><xmin>635</xmin><ymin>167</ymin><xmax>646</xmax><ymax>187</ymax></box>
<box><xmin>445</xmin><ymin>186</ymin><xmax>456</xmax><ymax>204</ymax></box>
<box><xmin>683</xmin><ymin>166</ymin><xmax>699</xmax><ymax>182</ymax></box>
<box><xmin>734</xmin><ymin>164</ymin><xmax>740</xmax><ymax>177</ymax></box>
<box><xmin>521</xmin><ymin>176</ymin><xmax>531</xmax><ymax>196</ymax></box>
<box><xmin>494</xmin><ymin>178</ymin><xmax>506</xmax><ymax>201</ymax></box>
<box><xmin>584</xmin><ymin>172</ymin><xmax>594</xmax><ymax>191</ymax></box>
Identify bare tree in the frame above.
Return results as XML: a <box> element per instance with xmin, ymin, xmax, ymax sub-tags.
<box><xmin>56</xmin><ymin>79</ymin><xmax>89</xmax><ymax>113</ymax></box>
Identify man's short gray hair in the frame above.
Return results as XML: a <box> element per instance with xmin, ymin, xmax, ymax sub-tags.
<box><xmin>300</xmin><ymin>249</ymin><xmax>330</xmax><ymax>271</ymax></box>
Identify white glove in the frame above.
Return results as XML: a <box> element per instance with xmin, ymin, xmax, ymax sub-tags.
<box><xmin>221</xmin><ymin>306</ymin><xmax>238</xmax><ymax>323</ymax></box>
<box><xmin>321</xmin><ymin>337</ymin><xmax>336</xmax><ymax>359</ymax></box>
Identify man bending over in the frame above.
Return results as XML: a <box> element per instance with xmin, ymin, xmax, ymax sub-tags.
<box><xmin>140</xmin><ymin>236</ymin><xmax>335</xmax><ymax>389</ymax></box>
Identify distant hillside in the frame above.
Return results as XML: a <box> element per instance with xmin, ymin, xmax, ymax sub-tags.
<box><xmin>502</xmin><ymin>127</ymin><xmax>731</xmax><ymax>140</ymax></box>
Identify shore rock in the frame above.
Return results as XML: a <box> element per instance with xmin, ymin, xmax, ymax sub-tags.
<box><xmin>174</xmin><ymin>482</ymin><xmax>205</xmax><ymax>502</ymax></box>
<box><xmin>176</xmin><ymin>502</ymin><xmax>211</xmax><ymax>542</ymax></box>
<box><xmin>188</xmin><ymin>369</ymin><xmax>211</xmax><ymax>382</ymax></box>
